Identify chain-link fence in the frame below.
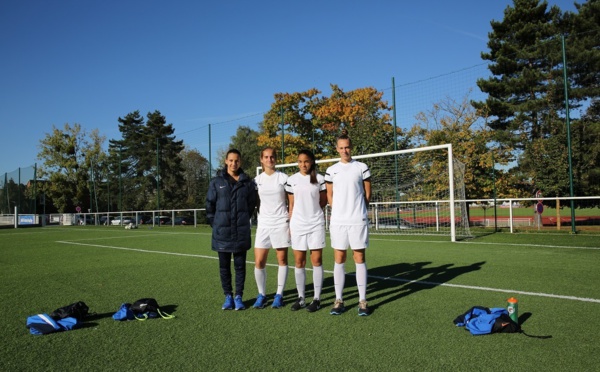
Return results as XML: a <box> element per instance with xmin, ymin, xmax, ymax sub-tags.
<box><xmin>0</xmin><ymin>165</ymin><xmax>37</xmax><ymax>215</ymax></box>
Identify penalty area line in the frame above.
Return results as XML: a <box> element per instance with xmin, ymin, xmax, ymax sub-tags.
<box><xmin>56</xmin><ymin>240</ymin><xmax>218</xmax><ymax>260</ymax></box>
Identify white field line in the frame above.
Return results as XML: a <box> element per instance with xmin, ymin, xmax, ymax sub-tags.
<box><xmin>42</xmin><ymin>229</ymin><xmax>600</xmax><ymax>250</ymax></box>
<box><xmin>56</xmin><ymin>240</ymin><xmax>218</xmax><ymax>260</ymax></box>
<box><xmin>370</xmin><ymin>237</ymin><xmax>600</xmax><ymax>251</ymax></box>
<box><xmin>56</xmin><ymin>240</ymin><xmax>600</xmax><ymax>304</ymax></box>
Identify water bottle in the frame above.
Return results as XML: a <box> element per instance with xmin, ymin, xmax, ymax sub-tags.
<box><xmin>507</xmin><ymin>297</ymin><xmax>519</xmax><ymax>324</ymax></box>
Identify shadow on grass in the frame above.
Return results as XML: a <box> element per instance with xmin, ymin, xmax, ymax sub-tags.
<box><xmin>519</xmin><ymin>312</ymin><xmax>532</xmax><ymax>325</ymax></box>
<box><xmin>83</xmin><ymin>304</ymin><xmax>178</xmax><ymax>322</ymax></box>
<box><xmin>160</xmin><ymin>304</ymin><xmax>178</xmax><ymax>314</ymax></box>
<box><xmin>303</xmin><ymin>260</ymin><xmax>485</xmax><ymax>315</ymax></box>
<box><xmin>78</xmin><ymin>322</ymin><xmax>100</xmax><ymax>329</ymax></box>
<box><xmin>86</xmin><ymin>311</ymin><xmax>116</xmax><ymax>321</ymax></box>
<box><xmin>369</xmin><ymin>261</ymin><xmax>485</xmax><ymax>312</ymax></box>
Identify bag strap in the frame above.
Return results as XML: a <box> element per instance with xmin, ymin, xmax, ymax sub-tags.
<box><xmin>134</xmin><ymin>313</ymin><xmax>149</xmax><ymax>321</ymax></box>
<box><xmin>133</xmin><ymin>310</ymin><xmax>174</xmax><ymax>320</ymax></box>
<box><xmin>158</xmin><ymin>309</ymin><xmax>175</xmax><ymax>319</ymax></box>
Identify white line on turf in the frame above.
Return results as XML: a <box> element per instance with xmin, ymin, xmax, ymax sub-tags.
<box><xmin>56</xmin><ymin>240</ymin><xmax>600</xmax><ymax>304</ymax></box>
<box><xmin>56</xmin><ymin>240</ymin><xmax>218</xmax><ymax>260</ymax></box>
<box><xmin>458</xmin><ymin>241</ymin><xmax>600</xmax><ymax>250</ymax></box>
<box><xmin>369</xmin><ymin>238</ymin><xmax>600</xmax><ymax>250</ymax></box>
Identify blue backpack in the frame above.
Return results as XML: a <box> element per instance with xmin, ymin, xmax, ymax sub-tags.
<box><xmin>113</xmin><ymin>298</ymin><xmax>174</xmax><ymax>321</ymax></box>
<box><xmin>454</xmin><ymin>306</ymin><xmax>520</xmax><ymax>335</ymax></box>
<box><xmin>26</xmin><ymin>314</ymin><xmax>79</xmax><ymax>335</ymax></box>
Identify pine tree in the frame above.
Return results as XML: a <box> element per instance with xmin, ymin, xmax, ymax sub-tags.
<box><xmin>108</xmin><ymin>110</ymin><xmax>185</xmax><ymax>211</ymax></box>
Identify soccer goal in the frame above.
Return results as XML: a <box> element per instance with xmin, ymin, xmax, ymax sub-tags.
<box><xmin>258</xmin><ymin>144</ymin><xmax>471</xmax><ymax>242</ymax></box>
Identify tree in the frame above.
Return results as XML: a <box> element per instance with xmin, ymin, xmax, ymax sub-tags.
<box><xmin>563</xmin><ymin>0</ymin><xmax>600</xmax><ymax>101</ymax></box>
<box><xmin>107</xmin><ymin>111</ymin><xmax>145</xmax><ymax>211</ymax></box>
<box><xmin>257</xmin><ymin>85</ymin><xmax>403</xmax><ymax>163</ymax></box>
<box><xmin>227</xmin><ymin>125</ymin><xmax>262</xmax><ymax>171</ymax></box>
<box><xmin>146</xmin><ymin>110</ymin><xmax>186</xmax><ymax>210</ymax></box>
<box><xmin>37</xmin><ymin>123</ymin><xmax>105</xmax><ymax>213</ymax></box>
<box><xmin>473</xmin><ymin>0</ymin><xmax>563</xmax><ymax>147</ymax></box>
<box><xmin>473</xmin><ymin>0</ymin><xmax>600</xmax><ymax>197</ymax></box>
<box><xmin>410</xmin><ymin>94</ymin><xmax>516</xmax><ymax>199</ymax></box>
<box><xmin>180</xmin><ymin>147</ymin><xmax>210</xmax><ymax>210</ymax></box>
<box><xmin>314</xmin><ymin>85</ymin><xmax>401</xmax><ymax>157</ymax></box>
<box><xmin>108</xmin><ymin>110</ymin><xmax>185</xmax><ymax>211</ymax></box>
<box><xmin>1</xmin><ymin>179</ymin><xmax>22</xmax><ymax>214</ymax></box>
<box><xmin>572</xmin><ymin>100</ymin><xmax>600</xmax><ymax>198</ymax></box>
<box><xmin>258</xmin><ymin>88</ymin><xmax>323</xmax><ymax>164</ymax></box>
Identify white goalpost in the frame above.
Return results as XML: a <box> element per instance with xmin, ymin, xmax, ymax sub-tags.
<box><xmin>258</xmin><ymin>144</ymin><xmax>471</xmax><ymax>242</ymax></box>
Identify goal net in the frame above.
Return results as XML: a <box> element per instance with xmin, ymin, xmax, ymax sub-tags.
<box><xmin>258</xmin><ymin>144</ymin><xmax>471</xmax><ymax>242</ymax></box>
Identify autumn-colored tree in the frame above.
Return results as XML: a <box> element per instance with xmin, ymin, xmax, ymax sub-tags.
<box><xmin>315</xmin><ymin>85</ymin><xmax>399</xmax><ymax>156</ymax></box>
<box><xmin>257</xmin><ymin>85</ymin><xmax>402</xmax><ymax>164</ymax></box>
<box><xmin>258</xmin><ymin>88</ymin><xmax>322</xmax><ymax>164</ymax></box>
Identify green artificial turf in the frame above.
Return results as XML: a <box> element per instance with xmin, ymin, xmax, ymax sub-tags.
<box><xmin>1</xmin><ymin>226</ymin><xmax>599</xmax><ymax>371</ymax></box>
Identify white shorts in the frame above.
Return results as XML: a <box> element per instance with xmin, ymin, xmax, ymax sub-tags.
<box><xmin>329</xmin><ymin>224</ymin><xmax>369</xmax><ymax>250</ymax></box>
<box><xmin>291</xmin><ymin>226</ymin><xmax>326</xmax><ymax>251</ymax></box>
<box><xmin>254</xmin><ymin>226</ymin><xmax>291</xmax><ymax>249</ymax></box>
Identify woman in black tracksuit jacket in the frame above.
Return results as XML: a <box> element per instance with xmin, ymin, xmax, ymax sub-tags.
<box><xmin>206</xmin><ymin>149</ymin><xmax>257</xmax><ymax>310</ymax></box>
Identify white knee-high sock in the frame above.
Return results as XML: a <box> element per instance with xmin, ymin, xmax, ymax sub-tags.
<box><xmin>277</xmin><ymin>265</ymin><xmax>288</xmax><ymax>295</ymax></box>
<box><xmin>294</xmin><ymin>267</ymin><xmax>306</xmax><ymax>299</ymax></box>
<box><xmin>333</xmin><ymin>263</ymin><xmax>345</xmax><ymax>300</ymax></box>
<box><xmin>312</xmin><ymin>265</ymin><xmax>323</xmax><ymax>300</ymax></box>
<box><xmin>356</xmin><ymin>262</ymin><xmax>368</xmax><ymax>301</ymax></box>
<box><xmin>255</xmin><ymin>268</ymin><xmax>266</xmax><ymax>295</ymax></box>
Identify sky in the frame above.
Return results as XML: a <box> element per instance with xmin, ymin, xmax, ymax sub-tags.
<box><xmin>0</xmin><ymin>0</ymin><xmax>579</xmax><ymax>175</ymax></box>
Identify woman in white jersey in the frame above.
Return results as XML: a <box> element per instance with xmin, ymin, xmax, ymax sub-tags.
<box><xmin>285</xmin><ymin>149</ymin><xmax>327</xmax><ymax>312</ymax></box>
<box><xmin>324</xmin><ymin>130</ymin><xmax>372</xmax><ymax>316</ymax></box>
<box><xmin>252</xmin><ymin>147</ymin><xmax>291</xmax><ymax>309</ymax></box>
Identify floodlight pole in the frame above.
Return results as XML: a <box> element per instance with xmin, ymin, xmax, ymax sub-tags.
<box><xmin>280</xmin><ymin>106</ymin><xmax>285</xmax><ymax>161</ymax></box>
<box><xmin>89</xmin><ymin>161</ymin><xmax>93</xmax><ymax>214</ymax></box>
<box><xmin>156</xmin><ymin>138</ymin><xmax>160</xmax><ymax>211</ymax></box>
<box><xmin>208</xmin><ymin>124</ymin><xmax>212</xmax><ymax>179</ymax></box>
<box><xmin>33</xmin><ymin>163</ymin><xmax>37</xmax><ymax>214</ymax></box>
<box><xmin>561</xmin><ymin>35</ymin><xmax>576</xmax><ymax>234</ymax></box>
<box><xmin>392</xmin><ymin>77</ymin><xmax>400</xmax><ymax>228</ymax></box>
<box><xmin>492</xmin><ymin>149</ymin><xmax>498</xmax><ymax>231</ymax></box>
<box><xmin>118</xmin><ymin>145</ymin><xmax>122</xmax><ymax>212</ymax></box>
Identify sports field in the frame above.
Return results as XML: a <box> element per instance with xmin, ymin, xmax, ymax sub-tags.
<box><xmin>2</xmin><ymin>226</ymin><xmax>599</xmax><ymax>371</ymax></box>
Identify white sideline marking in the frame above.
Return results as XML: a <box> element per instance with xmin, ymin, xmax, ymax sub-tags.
<box><xmin>56</xmin><ymin>240</ymin><xmax>600</xmax><ymax>304</ymax></box>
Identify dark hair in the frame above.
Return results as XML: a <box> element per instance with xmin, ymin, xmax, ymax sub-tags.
<box><xmin>298</xmin><ymin>149</ymin><xmax>318</xmax><ymax>184</ymax></box>
<box><xmin>226</xmin><ymin>148</ymin><xmax>241</xmax><ymax>159</ymax></box>
<box><xmin>337</xmin><ymin>128</ymin><xmax>352</xmax><ymax>146</ymax></box>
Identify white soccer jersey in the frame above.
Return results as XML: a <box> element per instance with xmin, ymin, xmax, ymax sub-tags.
<box><xmin>255</xmin><ymin>171</ymin><xmax>289</xmax><ymax>228</ymax></box>
<box><xmin>285</xmin><ymin>173</ymin><xmax>326</xmax><ymax>235</ymax></box>
<box><xmin>325</xmin><ymin>160</ymin><xmax>371</xmax><ymax>226</ymax></box>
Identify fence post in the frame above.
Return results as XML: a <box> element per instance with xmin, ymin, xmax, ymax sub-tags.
<box><xmin>556</xmin><ymin>197</ymin><xmax>561</xmax><ymax>230</ymax></box>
